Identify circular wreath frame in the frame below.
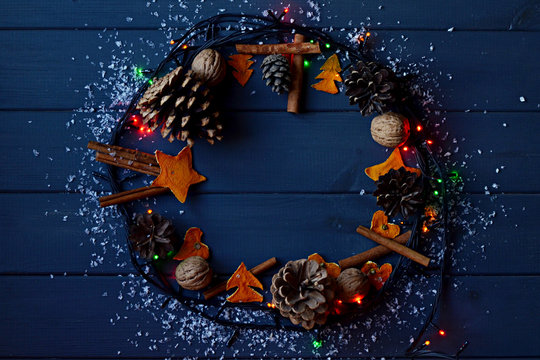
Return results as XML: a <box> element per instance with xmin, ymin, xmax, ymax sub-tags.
<box><xmin>101</xmin><ymin>12</ymin><xmax>458</xmax><ymax>358</ymax></box>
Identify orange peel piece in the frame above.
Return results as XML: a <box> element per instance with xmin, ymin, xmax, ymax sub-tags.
<box><xmin>228</xmin><ymin>54</ymin><xmax>254</xmax><ymax>86</ymax></box>
<box><xmin>151</xmin><ymin>146</ymin><xmax>206</xmax><ymax>203</ymax></box>
<box><xmin>361</xmin><ymin>261</ymin><xmax>393</xmax><ymax>290</ymax></box>
<box><xmin>308</xmin><ymin>253</ymin><xmax>341</xmax><ymax>278</ymax></box>
<box><xmin>365</xmin><ymin>148</ymin><xmax>421</xmax><ymax>181</ymax></box>
<box><xmin>173</xmin><ymin>227</ymin><xmax>209</xmax><ymax>261</ymax></box>
<box><xmin>226</xmin><ymin>262</ymin><xmax>263</xmax><ymax>303</ymax></box>
<box><xmin>370</xmin><ymin>210</ymin><xmax>400</xmax><ymax>238</ymax></box>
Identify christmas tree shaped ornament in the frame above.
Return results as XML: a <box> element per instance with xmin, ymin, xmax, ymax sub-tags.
<box><xmin>228</xmin><ymin>54</ymin><xmax>254</xmax><ymax>86</ymax></box>
<box><xmin>226</xmin><ymin>262</ymin><xmax>264</xmax><ymax>303</ymax></box>
<box><xmin>129</xmin><ymin>213</ymin><xmax>178</xmax><ymax>260</ymax></box>
<box><xmin>344</xmin><ymin>61</ymin><xmax>399</xmax><ymax>115</ymax></box>
<box><xmin>271</xmin><ymin>259</ymin><xmax>336</xmax><ymax>330</ymax></box>
<box><xmin>311</xmin><ymin>54</ymin><xmax>342</xmax><ymax>94</ymax></box>
<box><xmin>136</xmin><ymin>66</ymin><xmax>222</xmax><ymax>145</ymax></box>
<box><xmin>260</xmin><ymin>54</ymin><xmax>291</xmax><ymax>94</ymax></box>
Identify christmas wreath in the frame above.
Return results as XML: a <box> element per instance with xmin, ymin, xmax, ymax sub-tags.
<box><xmin>88</xmin><ymin>11</ymin><xmax>459</xmax><ymax>358</ymax></box>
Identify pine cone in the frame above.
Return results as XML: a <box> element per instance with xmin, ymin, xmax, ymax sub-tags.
<box><xmin>261</xmin><ymin>54</ymin><xmax>291</xmax><ymax>94</ymax></box>
<box><xmin>373</xmin><ymin>167</ymin><xmax>424</xmax><ymax>219</ymax></box>
<box><xmin>136</xmin><ymin>66</ymin><xmax>222</xmax><ymax>146</ymax></box>
<box><xmin>344</xmin><ymin>61</ymin><xmax>399</xmax><ymax>116</ymax></box>
<box><xmin>271</xmin><ymin>259</ymin><xmax>336</xmax><ymax>330</ymax></box>
<box><xmin>129</xmin><ymin>213</ymin><xmax>178</xmax><ymax>260</ymax></box>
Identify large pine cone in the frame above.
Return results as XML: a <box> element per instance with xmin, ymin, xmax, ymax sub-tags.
<box><xmin>373</xmin><ymin>167</ymin><xmax>424</xmax><ymax>219</ymax></box>
<box><xmin>261</xmin><ymin>54</ymin><xmax>291</xmax><ymax>94</ymax></box>
<box><xmin>128</xmin><ymin>213</ymin><xmax>178</xmax><ymax>260</ymax></box>
<box><xmin>344</xmin><ymin>61</ymin><xmax>399</xmax><ymax>116</ymax></box>
<box><xmin>271</xmin><ymin>259</ymin><xmax>336</xmax><ymax>330</ymax></box>
<box><xmin>136</xmin><ymin>66</ymin><xmax>222</xmax><ymax>146</ymax></box>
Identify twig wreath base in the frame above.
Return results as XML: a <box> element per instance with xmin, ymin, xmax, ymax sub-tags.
<box><xmin>96</xmin><ymin>11</ymin><xmax>464</xmax><ymax>358</ymax></box>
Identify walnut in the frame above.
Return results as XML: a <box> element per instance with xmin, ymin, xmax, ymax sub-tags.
<box><xmin>175</xmin><ymin>256</ymin><xmax>213</xmax><ymax>290</ymax></box>
<box><xmin>370</xmin><ymin>112</ymin><xmax>410</xmax><ymax>148</ymax></box>
<box><xmin>336</xmin><ymin>268</ymin><xmax>370</xmax><ymax>303</ymax></box>
<box><xmin>191</xmin><ymin>49</ymin><xmax>226</xmax><ymax>86</ymax></box>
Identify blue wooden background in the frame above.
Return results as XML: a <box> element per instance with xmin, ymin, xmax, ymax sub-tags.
<box><xmin>0</xmin><ymin>0</ymin><xmax>539</xmax><ymax>359</ymax></box>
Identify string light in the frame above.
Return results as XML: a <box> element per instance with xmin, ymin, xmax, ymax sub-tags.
<box><xmin>437</xmin><ymin>178</ymin><xmax>443</xmax><ymax>183</ymax></box>
<box><xmin>358</xmin><ymin>36</ymin><xmax>365</xmax><ymax>43</ymax></box>
<box><xmin>283</xmin><ymin>7</ymin><xmax>289</xmax><ymax>13</ymax></box>
<box><xmin>449</xmin><ymin>170</ymin><xmax>461</xmax><ymax>182</ymax></box>
<box><xmin>312</xmin><ymin>339</ymin><xmax>323</xmax><ymax>349</ymax></box>
<box><xmin>170</xmin><ymin>40</ymin><xmax>175</xmax><ymax>45</ymax></box>
<box><xmin>365</xmin><ymin>32</ymin><xmax>371</xmax><ymax>38</ymax></box>
<box><xmin>153</xmin><ymin>254</ymin><xmax>159</xmax><ymax>260</ymax></box>
<box><xmin>134</xmin><ymin>67</ymin><xmax>144</xmax><ymax>77</ymax></box>
<box><xmin>439</xmin><ymin>329</ymin><xmax>446</xmax><ymax>336</ymax></box>
<box><xmin>424</xmin><ymin>340</ymin><xmax>431</xmax><ymax>346</ymax></box>
<box><xmin>309</xmin><ymin>39</ymin><xmax>314</xmax><ymax>43</ymax></box>
<box><xmin>426</xmin><ymin>140</ymin><xmax>433</xmax><ymax>145</ymax></box>
<box><xmin>303</xmin><ymin>60</ymin><xmax>310</xmax><ymax>68</ymax></box>
<box><xmin>325</xmin><ymin>43</ymin><xmax>331</xmax><ymax>49</ymax></box>
<box><xmin>433</xmin><ymin>190</ymin><xmax>439</xmax><ymax>196</ymax></box>
<box><xmin>417</xmin><ymin>125</ymin><xmax>423</xmax><ymax>131</ymax></box>
<box><xmin>266</xmin><ymin>302</ymin><xmax>276</xmax><ymax>308</ymax></box>
<box><xmin>422</xmin><ymin>225</ymin><xmax>429</xmax><ymax>233</ymax></box>
<box><xmin>147</xmin><ymin>209</ymin><xmax>153</xmax><ymax>214</ymax></box>
<box><xmin>402</xmin><ymin>146</ymin><xmax>409</xmax><ymax>151</ymax></box>
<box><xmin>182</xmin><ymin>44</ymin><xmax>188</xmax><ymax>50</ymax></box>
<box><xmin>148</xmin><ymin>79</ymin><xmax>153</xmax><ymax>85</ymax></box>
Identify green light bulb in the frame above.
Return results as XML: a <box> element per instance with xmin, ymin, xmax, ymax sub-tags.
<box><xmin>312</xmin><ymin>339</ymin><xmax>323</xmax><ymax>349</ymax></box>
<box><xmin>433</xmin><ymin>190</ymin><xmax>439</xmax><ymax>196</ymax></box>
<box><xmin>303</xmin><ymin>60</ymin><xmax>310</xmax><ymax>68</ymax></box>
<box><xmin>153</xmin><ymin>254</ymin><xmax>159</xmax><ymax>260</ymax></box>
<box><xmin>325</xmin><ymin>43</ymin><xmax>331</xmax><ymax>49</ymax></box>
<box><xmin>310</xmin><ymin>39</ymin><xmax>314</xmax><ymax>44</ymax></box>
<box><xmin>148</xmin><ymin>79</ymin><xmax>153</xmax><ymax>85</ymax></box>
<box><xmin>437</xmin><ymin>178</ymin><xmax>443</xmax><ymax>183</ymax></box>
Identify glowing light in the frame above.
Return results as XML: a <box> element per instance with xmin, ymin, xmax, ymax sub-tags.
<box><xmin>310</xmin><ymin>39</ymin><xmax>314</xmax><ymax>43</ymax></box>
<box><xmin>170</xmin><ymin>40</ymin><xmax>175</xmax><ymax>45</ymax></box>
<box><xmin>358</xmin><ymin>36</ymin><xmax>365</xmax><ymax>43</ymax></box>
<box><xmin>312</xmin><ymin>339</ymin><xmax>323</xmax><ymax>349</ymax></box>
<box><xmin>422</xmin><ymin>225</ymin><xmax>429</xmax><ymax>233</ymax></box>
<box><xmin>146</xmin><ymin>128</ymin><xmax>152</xmax><ymax>133</ymax></box>
<box><xmin>336</xmin><ymin>300</ymin><xmax>343</xmax><ymax>305</ymax></box>
<box><xmin>153</xmin><ymin>254</ymin><xmax>159</xmax><ymax>260</ymax></box>
<box><xmin>182</xmin><ymin>44</ymin><xmax>188</xmax><ymax>50</ymax></box>
<box><xmin>402</xmin><ymin>146</ymin><xmax>409</xmax><ymax>151</ymax></box>
<box><xmin>147</xmin><ymin>209</ymin><xmax>153</xmax><ymax>214</ymax></box>
<box><xmin>366</xmin><ymin>32</ymin><xmax>371</xmax><ymax>37</ymax></box>
<box><xmin>426</xmin><ymin>140</ymin><xmax>433</xmax><ymax>145</ymax></box>
<box><xmin>437</xmin><ymin>178</ymin><xmax>443</xmax><ymax>183</ymax></box>
<box><xmin>353</xmin><ymin>295</ymin><xmax>363</xmax><ymax>305</ymax></box>
<box><xmin>417</xmin><ymin>125</ymin><xmax>423</xmax><ymax>131</ymax></box>
<box><xmin>139</xmin><ymin>126</ymin><xmax>145</xmax><ymax>132</ymax></box>
<box><xmin>303</xmin><ymin>60</ymin><xmax>310</xmax><ymax>68</ymax></box>
<box><xmin>449</xmin><ymin>170</ymin><xmax>461</xmax><ymax>182</ymax></box>
<box><xmin>325</xmin><ymin>43</ymin><xmax>331</xmax><ymax>49</ymax></box>
<box><xmin>433</xmin><ymin>190</ymin><xmax>439</xmax><ymax>196</ymax></box>
<box><xmin>134</xmin><ymin>67</ymin><xmax>143</xmax><ymax>76</ymax></box>
<box><xmin>148</xmin><ymin>79</ymin><xmax>153</xmax><ymax>85</ymax></box>
<box><xmin>439</xmin><ymin>329</ymin><xmax>446</xmax><ymax>336</ymax></box>
<box><xmin>424</xmin><ymin>340</ymin><xmax>431</xmax><ymax>346</ymax></box>
<box><xmin>131</xmin><ymin>115</ymin><xmax>139</xmax><ymax>123</ymax></box>
<box><xmin>284</xmin><ymin>7</ymin><xmax>289</xmax><ymax>13</ymax></box>
<box><xmin>267</xmin><ymin>302</ymin><xmax>276</xmax><ymax>308</ymax></box>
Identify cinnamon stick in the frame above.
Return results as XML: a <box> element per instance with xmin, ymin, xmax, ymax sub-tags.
<box><xmin>339</xmin><ymin>231</ymin><xmax>411</xmax><ymax>269</ymax></box>
<box><xmin>88</xmin><ymin>141</ymin><xmax>158</xmax><ymax>166</ymax></box>
<box><xmin>287</xmin><ymin>34</ymin><xmax>305</xmax><ymax>114</ymax></box>
<box><xmin>99</xmin><ymin>186</ymin><xmax>168</xmax><ymax>207</ymax></box>
<box><xmin>235</xmin><ymin>42</ymin><xmax>321</xmax><ymax>55</ymax></box>
<box><xmin>356</xmin><ymin>226</ymin><xmax>431</xmax><ymax>267</ymax></box>
<box><xmin>203</xmin><ymin>257</ymin><xmax>278</xmax><ymax>300</ymax></box>
<box><xmin>96</xmin><ymin>152</ymin><xmax>160</xmax><ymax>177</ymax></box>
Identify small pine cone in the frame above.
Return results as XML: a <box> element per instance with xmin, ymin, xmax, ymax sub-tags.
<box><xmin>344</xmin><ymin>61</ymin><xmax>399</xmax><ymax>116</ymax></box>
<box><xmin>270</xmin><ymin>259</ymin><xmax>335</xmax><ymax>330</ymax></box>
<box><xmin>373</xmin><ymin>167</ymin><xmax>424</xmax><ymax>219</ymax></box>
<box><xmin>136</xmin><ymin>66</ymin><xmax>223</xmax><ymax>145</ymax></box>
<box><xmin>261</xmin><ymin>54</ymin><xmax>291</xmax><ymax>94</ymax></box>
<box><xmin>129</xmin><ymin>213</ymin><xmax>178</xmax><ymax>260</ymax></box>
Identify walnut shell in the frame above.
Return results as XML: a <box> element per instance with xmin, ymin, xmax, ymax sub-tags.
<box><xmin>336</xmin><ymin>268</ymin><xmax>370</xmax><ymax>303</ymax></box>
<box><xmin>175</xmin><ymin>256</ymin><xmax>213</xmax><ymax>290</ymax></box>
<box><xmin>370</xmin><ymin>112</ymin><xmax>410</xmax><ymax>148</ymax></box>
<box><xmin>191</xmin><ymin>49</ymin><xmax>226</xmax><ymax>86</ymax></box>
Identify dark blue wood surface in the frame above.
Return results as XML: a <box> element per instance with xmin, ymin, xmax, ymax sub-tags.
<box><xmin>1</xmin><ymin>1</ymin><xmax>539</xmax><ymax>359</ymax></box>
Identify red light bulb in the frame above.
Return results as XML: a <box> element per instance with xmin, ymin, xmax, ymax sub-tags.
<box><xmin>417</xmin><ymin>125</ymin><xmax>423</xmax><ymax>131</ymax></box>
<box><xmin>426</xmin><ymin>140</ymin><xmax>433</xmax><ymax>145</ymax></box>
<box><xmin>439</xmin><ymin>330</ymin><xmax>446</xmax><ymax>336</ymax></box>
<box><xmin>403</xmin><ymin>146</ymin><xmax>409</xmax><ymax>151</ymax></box>
<box><xmin>284</xmin><ymin>7</ymin><xmax>289</xmax><ymax>13</ymax></box>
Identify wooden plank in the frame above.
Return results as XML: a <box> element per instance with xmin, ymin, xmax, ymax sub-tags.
<box><xmin>1</xmin><ymin>0</ymin><xmax>538</xmax><ymax>30</ymax></box>
<box><xmin>0</xmin><ymin>31</ymin><xmax>538</xmax><ymax>111</ymax></box>
<box><xmin>1</xmin><ymin>111</ymin><xmax>538</xmax><ymax>193</ymax></box>
<box><xmin>0</xmin><ymin>276</ymin><xmax>537</xmax><ymax>357</ymax></box>
<box><xmin>0</xmin><ymin>193</ymin><xmax>537</xmax><ymax>275</ymax></box>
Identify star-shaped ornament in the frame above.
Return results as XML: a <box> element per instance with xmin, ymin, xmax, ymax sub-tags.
<box><xmin>365</xmin><ymin>148</ymin><xmax>421</xmax><ymax>181</ymax></box>
<box><xmin>151</xmin><ymin>146</ymin><xmax>206</xmax><ymax>203</ymax></box>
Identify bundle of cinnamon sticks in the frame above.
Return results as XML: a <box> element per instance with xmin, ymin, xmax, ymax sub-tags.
<box><xmin>88</xmin><ymin>141</ymin><xmax>169</xmax><ymax>207</ymax></box>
